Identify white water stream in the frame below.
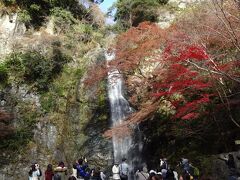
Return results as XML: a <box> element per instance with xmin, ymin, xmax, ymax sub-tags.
<box><xmin>106</xmin><ymin>52</ymin><xmax>133</xmax><ymax>162</ymax></box>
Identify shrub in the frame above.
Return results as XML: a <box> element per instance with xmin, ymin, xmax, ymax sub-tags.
<box><xmin>0</xmin><ymin>63</ymin><xmax>8</xmax><ymax>85</ymax></box>
<box><xmin>5</xmin><ymin>48</ymin><xmax>72</xmax><ymax>92</ymax></box>
<box><xmin>2</xmin><ymin>0</ymin><xmax>16</xmax><ymax>6</ymax></box>
<box><xmin>2</xmin><ymin>0</ymin><xmax>89</xmax><ymax>28</ymax></box>
<box><xmin>113</xmin><ymin>0</ymin><xmax>169</xmax><ymax>28</ymax></box>
<box><xmin>18</xmin><ymin>9</ymin><xmax>31</xmax><ymax>24</ymax></box>
<box><xmin>50</xmin><ymin>7</ymin><xmax>77</xmax><ymax>33</ymax></box>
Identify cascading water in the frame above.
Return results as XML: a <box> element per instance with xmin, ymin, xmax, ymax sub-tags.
<box><xmin>106</xmin><ymin>52</ymin><xmax>133</xmax><ymax>162</ymax></box>
<box><xmin>106</xmin><ymin>52</ymin><xmax>143</xmax><ymax>179</ymax></box>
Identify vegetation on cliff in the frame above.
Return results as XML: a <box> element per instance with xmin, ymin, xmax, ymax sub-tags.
<box><xmin>1</xmin><ymin>0</ymin><xmax>93</xmax><ymax>27</ymax></box>
<box><xmin>0</xmin><ymin>0</ymin><xmax>110</xmax><ymax>170</ymax></box>
<box><xmin>108</xmin><ymin>0</ymin><xmax>168</xmax><ymax>31</ymax></box>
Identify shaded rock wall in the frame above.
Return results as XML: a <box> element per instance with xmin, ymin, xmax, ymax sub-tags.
<box><xmin>212</xmin><ymin>151</ymin><xmax>240</xmax><ymax>180</ymax></box>
<box><xmin>0</xmin><ymin>15</ymin><xmax>112</xmax><ymax>179</ymax></box>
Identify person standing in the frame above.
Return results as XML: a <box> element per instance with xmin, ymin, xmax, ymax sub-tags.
<box><xmin>100</xmin><ymin>170</ymin><xmax>106</xmax><ymax>180</ymax></box>
<box><xmin>160</xmin><ymin>158</ymin><xmax>168</xmax><ymax>180</ymax></box>
<box><xmin>29</xmin><ymin>164</ymin><xmax>41</xmax><ymax>180</ymax></box>
<box><xmin>76</xmin><ymin>158</ymin><xmax>89</xmax><ymax>179</ymax></box>
<box><xmin>72</xmin><ymin>164</ymin><xmax>78</xmax><ymax>179</ymax></box>
<box><xmin>135</xmin><ymin>167</ymin><xmax>149</xmax><ymax>180</ymax></box>
<box><xmin>119</xmin><ymin>158</ymin><xmax>129</xmax><ymax>180</ymax></box>
<box><xmin>45</xmin><ymin>164</ymin><xmax>54</xmax><ymax>180</ymax></box>
<box><xmin>54</xmin><ymin>161</ymin><xmax>68</xmax><ymax>180</ymax></box>
<box><xmin>179</xmin><ymin>158</ymin><xmax>192</xmax><ymax>179</ymax></box>
<box><xmin>112</xmin><ymin>162</ymin><xmax>121</xmax><ymax>180</ymax></box>
<box><xmin>90</xmin><ymin>167</ymin><xmax>102</xmax><ymax>180</ymax></box>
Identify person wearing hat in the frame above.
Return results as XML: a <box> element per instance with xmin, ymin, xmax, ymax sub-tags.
<box><xmin>112</xmin><ymin>161</ymin><xmax>121</xmax><ymax>180</ymax></box>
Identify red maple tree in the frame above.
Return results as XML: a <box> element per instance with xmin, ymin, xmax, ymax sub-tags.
<box><xmin>152</xmin><ymin>43</ymin><xmax>212</xmax><ymax>120</ymax></box>
<box><xmin>103</xmin><ymin>20</ymin><xmax>240</xmax><ymax>137</ymax></box>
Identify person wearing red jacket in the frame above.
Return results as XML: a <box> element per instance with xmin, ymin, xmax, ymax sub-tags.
<box><xmin>45</xmin><ymin>164</ymin><xmax>54</xmax><ymax>180</ymax></box>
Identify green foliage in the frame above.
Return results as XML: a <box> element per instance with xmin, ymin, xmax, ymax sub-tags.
<box><xmin>97</xmin><ymin>81</ymin><xmax>107</xmax><ymax>108</ymax></box>
<box><xmin>0</xmin><ymin>102</ymin><xmax>38</xmax><ymax>151</ymax></box>
<box><xmin>157</xmin><ymin>0</ymin><xmax>168</xmax><ymax>3</ymax></box>
<box><xmin>2</xmin><ymin>0</ymin><xmax>16</xmax><ymax>6</ymax></box>
<box><xmin>40</xmin><ymin>92</ymin><xmax>56</xmax><ymax>112</ymax></box>
<box><xmin>15</xmin><ymin>0</ymin><xmax>51</xmax><ymax>27</ymax></box>
<box><xmin>51</xmin><ymin>7</ymin><xmax>77</xmax><ymax>33</ymax></box>
<box><xmin>29</xmin><ymin>3</ymin><xmax>41</xmax><ymax>11</ymax></box>
<box><xmin>0</xmin><ymin>63</ymin><xmax>8</xmax><ymax>85</ymax></box>
<box><xmin>5</xmin><ymin>46</ymin><xmax>72</xmax><ymax>92</ymax></box>
<box><xmin>63</xmin><ymin>22</ymin><xmax>104</xmax><ymax>54</ymax></box>
<box><xmin>105</xmin><ymin>23</ymin><xmax>126</xmax><ymax>33</ymax></box>
<box><xmin>18</xmin><ymin>9</ymin><xmax>31</xmax><ymax>24</ymax></box>
<box><xmin>75</xmin><ymin>68</ymin><xmax>85</xmax><ymax>77</ymax></box>
<box><xmin>0</xmin><ymin>129</ymin><xmax>32</xmax><ymax>150</ymax></box>
<box><xmin>2</xmin><ymin>0</ymin><xmax>88</xmax><ymax>28</ymax></box>
<box><xmin>52</xmin><ymin>0</ymin><xmax>89</xmax><ymax>21</ymax></box>
<box><xmin>112</xmin><ymin>0</ymin><xmax>168</xmax><ymax>28</ymax></box>
<box><xmin>39</xmin><ymin>65</ymin><xmax>85</xmax><ymax>113</ymax></box>
<box><xmin>72</xmin><ymin>23</ymin><xmax>94</xmax><ymax>36</ymax></box>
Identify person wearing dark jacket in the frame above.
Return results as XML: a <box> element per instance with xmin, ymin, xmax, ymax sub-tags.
<box><xmin>76</xmin><ymin>158</ymin><xmax>89</xmax><ymax>179</ymax></box>
<box><xmin>90</xmin><ymin>167</ymin><xmax>102</xmax><ymax>180</ymax></box>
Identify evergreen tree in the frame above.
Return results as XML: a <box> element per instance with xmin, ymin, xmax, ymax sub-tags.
<box><xmin>112</xmin><ymin>0</ymin><xmax>168</xmax><ymax>28</ymax></box>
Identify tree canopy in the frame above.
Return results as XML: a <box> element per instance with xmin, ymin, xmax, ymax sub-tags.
<box><xmin>2</xmin><ymin>0</ymin><xmax>103</xmax><ymax>27</ymax></box>
<box><xmin>111</xmin><ymin>0</ymin><xmax>168</xmax><ymax>29</ymax></box>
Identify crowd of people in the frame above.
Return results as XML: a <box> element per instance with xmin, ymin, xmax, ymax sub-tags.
<box><xmin>111</xmin><ymin>157</ymin><xmax>199</xmax><ymax>180</ymax></box>
<box><xmin>28</xmin><ymin>154</ymin><xmax>239</xmax><ymax>180</ymax></box>
<box><xmin>28</xmin><ymin>158</ymin><xmax>106</xmax><ymax>180</ymax></box>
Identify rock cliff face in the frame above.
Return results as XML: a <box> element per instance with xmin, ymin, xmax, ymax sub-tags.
<box><xmin>157</xmin><ymin>0</ymin><xmax>202</xmax><ymax>28</ymax></box>
<box><xmin>0</xmin><ymin>13</ymin><xmax>113</xmax><ymax>179</ymax></box>
<box><xmin>211</xmin><ymin>151</ymin><xmax>240</xmax><ymax>180</ymax></box>
<box><xmin>0</xmin><ymin>13</ymin><xmax>26</xmax><ymax>57</ymax></box>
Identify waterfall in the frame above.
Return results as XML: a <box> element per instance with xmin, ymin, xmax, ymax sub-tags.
<box><xmin>106</xmin><ymin>52</ymin><xmax>133</xmax><ymax>162</ymax></box>
<box><xmin>106</xmin><ymin>52</ymin><xmax>144</xmax><ymax>179</ymax></box>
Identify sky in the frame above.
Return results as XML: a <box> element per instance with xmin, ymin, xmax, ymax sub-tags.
<box><xmin>99</xmin><ymin>0</ymin><xmax>116</xmax><ymax>13</ymax></box>
<box><xmin>99</xmin><ymin>0</ymin><xmax>116</xmax><ymax>24</ymax></box>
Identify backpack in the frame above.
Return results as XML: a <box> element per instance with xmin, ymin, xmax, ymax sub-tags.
<box><xmin>193</xmin><ymin>167</ymin><xmax>200</xmax><ymax>177</ymax></box>
<box><xmin>54</xmin><ymin>173</ymin><xmax>61</xmax><ymax>180</ymax></box>
<box><xmin>189</xmin><ymin>165</ymin><xmax>200</xmax><ymax>177</ymax></box>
